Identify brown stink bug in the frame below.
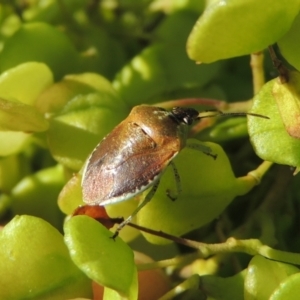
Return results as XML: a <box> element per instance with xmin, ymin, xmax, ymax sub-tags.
<box><xmin>81</xmin><ymin>105</ymin><xmax>268</xmax><ymax>236</ymax></box>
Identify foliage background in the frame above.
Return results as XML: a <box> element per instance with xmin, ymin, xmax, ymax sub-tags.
<box><xmin>1</xmin><ymin>1</ymin><xmax>300</xmax><ymax>299</ymax></box>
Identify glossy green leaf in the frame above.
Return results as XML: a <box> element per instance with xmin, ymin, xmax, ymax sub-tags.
<box><xmin>58</xmin><ymin>171</ymin><xmax>140</xmax><ymax>242</ymax></box>
<box><xmin>0</xmin><ymin>97</ymin><xmax>48</xmax><ymax>132</ymax></box>
<box><xmin>0</xmin><ymin>215</ymin><xmax>92</xmax><ymax>300</ymax></box>
<box><xmin>36</xmin><ymin>72</ymin><xmax>122</xmax><ymax>114</ymax></box>
<box><xmin>248</xmin><ymin>78</ymin><xmax>300</xmax><ymax>167</ymax></box>
<box><xmin>152</xmin><ymin>0</ymin><xmax>205</xmax><ymax>14</ymax></box>
<box><xmin>272</xmin><ymin>71</ymin><xmax>300</xmax><ymax>139</ymax></box>
<box><xmin>207</xmin><ymin>117</ymin><xmax>249</xmax><ymax>141</ymax></box>
<box><xmin>46</xmin><ymin>73</ymin><xmax>128</xmax><ymax>170</ymax></box>
<box><xmin>10</xmin><ymin>164</ymin><xmax>66</xmax><ymax>230</ymax></box>
<box><xmin>58</xmin><ymin>173</ymin><xmax>84</xmax><ymax>215</ymax></box>
<box><xmin>278</xmin><ymin>13</ymin><xmax>300</xmax><ymax>72</ymax></box>
<box><xmin>187</xmin><ymin>0</ymin><xmax>300</xmax><ymax>63</ymax></box>
<box><xmin>113</xmin><ymin>12</ymin><xmax>221</xmax><ymax>106</ymax></box>
<box><xmin>103</xmin><ymin>270</ymin><xmax>138</xmax><ymax>300</ymax></box>
<box><xmin>112</xmin><ymin>44</ymin><xmax>166</xmax><ymax>106</ymax></box>
<box><xmin>0</xmin><ymin>194</ymin><xmax>11</xmax><ymax>218</ymax></box>
<box><xmin>154</xmin><ymin>11</ymin><xmax>200</xmax><ymax>43</ymax></box>
<box><xmin>0</xmin><ymin>131</ymin><xmax>30</xmax><ymax>156</ymax></box>
<box><xmin>244</xmin><ymin>255</ymin><xmax>299</xmax><ymax>300</ymax></box>
<box><xmin>270</xmin><ymin>273</ymin><xmax>300</xmax><ymax>300</ymax></box>
<box><xmin>0</xmin><ymin>62</ymin><xmax>53</xmax><ymax>155</ymax></box>
<box><xmin>0</xmin><ymin>22</ymin><xmax>81</xmax><ymax>80</ymax></box>
<box><xmin>0</xmin><ymin>154</ymin><xmax>30</xmax><ymax>193</ymax></box>
<box><xmin>77</xmin><ymin>27</ymin><xmax>126</xmax><ymax>80</ymax></box>
<box><xmin>23</xmin><ymin>0</ymin><xmax>87</xmax><ymax>23</ymax></box>
<box><xmin>113</xmin><ymin>43</ymin><xmax>221</xmax><ymax>106</ymax></box>
<box><xmin>64</xmin><ymin>216</ymin><xmax>137</xmax><ymax>299</ymax></box>
<box><xmin>0</xmin><ymin>62</ymin><xmax>53</xmax><ymax>105</ymax></box>
<box><xmin>201</xmin><ymin>269</ymin><xmax>247</xmax><ymax>300</ymax></box>
<box><xmin>134</xmin><ymin>141</ymin><xmax>257</xmax><ymax>244</ymax></box>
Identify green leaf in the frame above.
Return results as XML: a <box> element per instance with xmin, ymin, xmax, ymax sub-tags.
<box><xmin>0</xmin><ymin>62</ymin><xmax>53</xmax><ymax>155</ymax></box>
<box><xmin>248</xmin><ymin>77</ymin><xmax>300</xmax><ymax>167</ymax></box>
<box><xmin>272</xmin><ymin>71</ymin><xmax>300</xmax><ymax>139</ymax></box>
<box><xmin>0</xmin><ymin>62</ymin><xmax>53</xmax><ymax>105</ymax></box>
<box><xmin>0</xmin><ymin>154</ymin><xmax>30</xmax><ymax>193</ymax></box>
<box><xmin>152</xmin><ymin>0</ymin><xmax>205</xmax><ymax>14</ymax></box>
<box><xmin>0</xmin><ymin>97</ymin><xmax>48</xmax><ymax>132</ymax></box>
<box><xmin>113</xmin><ymin>12</ymin><xmax>221</xmax><ymax>106</ymax></box>
<box><xmin>0</xmin><ymin>131</ymin><xmax>30</xmax><ymax>156</ymax></box>
<box><xmin>278</xmin><ymin>12</ymin><xmax>300</xmax><ymax>72</ymax></box>
<box><xmin>187</xmin><ymin>0</ymin><xmax>300</xmax><ymax>63</ymax></box>
<box><xmin>77</xmin><ymin>27</ymin><xmax>126</xmax><ymax>80</ymax></box>
<box><xmin>58</xmin><ymin>173</ymin><xmax>84</xmax><ymax>215</ymax></box>
<box><xmin>0</xmin><ymin>22</ymin><xmax>81</xmax><ymax>80</ymax></box>
<box><xmin>270</xmin><ymin>273</ymin><xmax>300</xmax><ymax>300</ymax></box>
<box><xmin>244</xmin><ymin>255</ymin><xmax>299</xmax><ymax>300</ymax></box>
<box><xmin>46</xmin><ymin>73</ymin><xmax>128</xmax><ymax>170</ymax></box>
<box><xmin>23</xmin><ymin>0</ymin><xmax>87</xmax><ymax>23</ymax></box>
<box><xmin>208</xmin><ymin>117</ymin><xmax>250</xmax><ymax>141</ymax></box>
<box><xmin>64</xmin><ymin>216</ymin><xmax>137</xmax><ymax>299</ymax></box>
<box><xmin>0</xmin><ymin>215</ymin><xmax>92</xmax><ymax>300</ymax></box>
<box><xmin>103</xmin><ymin>271</ymin><xmax>138</xmax><ymax>300</ymax></box>
<box><xmin>36</xmin><ymin>72</ymin><xmax>122</xmax><ymax>114</ymax></box>
<box><xmin>10</xmin><ymin>164</ymin><xmax>66</xmax><ymax>230</ymax></box>
<box><xmin>201</xmin><ymin>269</ymin><xmax>247</xmax><ymax>300</ymax></box>
<box><xmin>134</xmin><ymin>141</ymin><xmax>257</xmax><ymax>244</ymax></box>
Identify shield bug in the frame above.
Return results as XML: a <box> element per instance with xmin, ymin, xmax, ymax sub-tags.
<box><xmin>81</xmin><ymin>105</ymin><xmax>268</xmax><ymax>237</ymax></box>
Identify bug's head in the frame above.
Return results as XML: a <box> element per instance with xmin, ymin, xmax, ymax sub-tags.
<box><xmin>171</xmin><ymin>106</ymin><xmax>269</xmax><ymax>125</ymax></box>
<box><xmin>171</xmin><ymin>107</ymin><xmax>199</xmax><ymax>125</ymax></box>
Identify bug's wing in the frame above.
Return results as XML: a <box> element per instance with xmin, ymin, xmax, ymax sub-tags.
<box><xmin>82</xmin><ymin>122</ymin><xmax>177</xmax><ymax>205</ymax></box>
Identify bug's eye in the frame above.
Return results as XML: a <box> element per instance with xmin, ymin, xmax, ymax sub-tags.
<box><xmin>171</xmin><ymin>107</ymin><xmax>199</xmax><ymax>125</ymax></box>
<box><xmin>184</xmin><ymin>117</ymin><xmax>195</xmax><ymax>125</ymax></box>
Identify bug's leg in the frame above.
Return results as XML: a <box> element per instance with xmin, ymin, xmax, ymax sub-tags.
<box><xmin>112</xmin><ymin>180</ymin><xmax>160</xmax><ymax>239</ymax></box>
<box><xmin>166</xmin><ymin>161</ymin><xmax>182</xmax><ymax>201</ymax></box>
<box><xmin>187</xmin><ymin>142</ymin><xmax>217</xmax><ymax>159</ymax></box>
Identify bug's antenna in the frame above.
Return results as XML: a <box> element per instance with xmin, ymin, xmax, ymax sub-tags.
<box><xmin>197</xmin><ymin>110</ymin><xmax>269</xmax><ymax>120</ymax></box>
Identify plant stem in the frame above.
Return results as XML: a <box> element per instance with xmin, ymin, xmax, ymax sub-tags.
<box><xmin>247</xmin><ymin>160</ymin><xmax>273</xmax><ymax>184</ymax></box>
<box><xmin>154</xmin><ymin>98</ymin><xmax>228</xmax><ymax>110</ymax></box>
<box><xmin>130</xmin><ymin>222</ymin><xmax>300</xmax><ymax>270</ymax></box>
<box><xmin>268</xmin><ymin>46</ymin><xmax>289</xmax><ymax>83</ymax></box>
<box><xmin>250</xmin><ymin>52</ymin><xmax>265</xmax><ymax>94</ymax></box>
